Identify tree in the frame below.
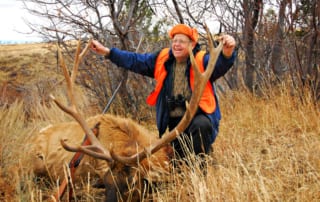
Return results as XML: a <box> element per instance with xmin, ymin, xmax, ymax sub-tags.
<box><xmin>269</xmin><ymin>0</ymin><xmax>288</xmax><ymax>81</ymax></box>
<box><xmin>241</xmin><ymin>0</ymin><xmax>263</xmax><ymax>92</ymax></box>
<box><xmin>292</xmin><ymin>0</ymin><xmax>320</xmax><ymax>101</ymax></box>
<box><xmin>22</xmin><ymin>0</ymin><xmax>164</xmax><ymax>117</ymax></box>
<box><xmin>21</xmin><ymin>0</ymin><xmax>319</xmax><ymax>110</ymax></box>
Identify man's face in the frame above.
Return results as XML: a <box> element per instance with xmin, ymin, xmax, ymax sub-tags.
<box><xmin>171</xmin><ymin>34</ymin><xmax>195</xmax><ymax>62</ymax></box>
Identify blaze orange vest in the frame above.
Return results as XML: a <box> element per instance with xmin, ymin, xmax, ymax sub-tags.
<box><xmin>146</xmin><ymin>48</ymin><xmax>216</xmax><ymax>113</ymax></box>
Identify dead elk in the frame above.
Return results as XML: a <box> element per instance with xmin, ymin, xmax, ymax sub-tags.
<box><xmin>31</xmin><ymin>24</ymin><xmax>223</xmax><ymax>201</ymax></box>
<box><xmin>30</xmin><ymin>114</ymin><xmax>173</xmax><ymax>201</ymax></box>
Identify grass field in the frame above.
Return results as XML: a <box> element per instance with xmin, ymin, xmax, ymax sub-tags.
<box><xmin>0</xmin><ymin>42</ymin><xmax>319</xmax><ymax>201</ymax></box>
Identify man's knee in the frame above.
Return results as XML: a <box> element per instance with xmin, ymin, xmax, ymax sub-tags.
<box><xmin>188</xmin><ymin>114</ymin><xmax>213</xmax><ymax>154</ymax></box>
<box><xmin>189</xmin><ymin>114</ymin><xmax>212</xmax><ymax>135</ymax></box>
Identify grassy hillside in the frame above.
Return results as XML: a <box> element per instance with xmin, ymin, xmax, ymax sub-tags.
<box><xmin>0</xmin><ymin>42</ymin><xmax>58</xmax><ymax>86</ymax></box>
<box><xmin>0</xmin><ymin>43</ymin><xmax>319</xmax><ymax>201</ymax></box>
<box><xmin>0</xmin><ymin>43</ymin><xmax>63</xmax><ymax>113</ymax></box>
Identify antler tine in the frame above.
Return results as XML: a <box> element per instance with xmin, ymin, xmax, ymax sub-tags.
<box><xmin>111</xmin><ymin>23</ymin><xmax>223</xmax><ymax>165</ymax></box>
<box><xmin>71</xmin><ymin>39</ymin><xmax>92</xmax><ymax>85</ymax></box>
<box><xmin>60</xmin><ymin>139</ymin><xmax>112</xmax><ymax>161</ymax></box>
<box><xmin>70</xmin><ymin>40</ymin><xmax>82</xmax><ymax>87</ymax></box>
<box><xmin>56</xmin><ymin>44</ymin><xmax>75</xmax><ymax>110</ymax></box>
<box><xmin>203</xmin><ymin>23</ymin><xmax>223</xmax><ymax>78</ymax></box>
<box><xmin>51</xmin><ymin>39</ymin><xmax>114</xmax><ymax>163</ymax></box>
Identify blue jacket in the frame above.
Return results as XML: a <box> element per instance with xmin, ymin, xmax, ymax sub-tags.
<box><xmin>108</xmin><ymin>44</ymin><xmax>237</xmax><ymax>144</ymax></box>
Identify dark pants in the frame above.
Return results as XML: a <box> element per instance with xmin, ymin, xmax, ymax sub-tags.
<box><xmin>168</xmin><ymin>113</ymin><xmax>213</xmax><ymax>159</ymax></box>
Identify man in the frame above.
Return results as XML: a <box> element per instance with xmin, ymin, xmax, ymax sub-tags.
<box><xmin>90</xmin><ymin>24</ymin><xmax>237</xmax><ymax>159</ymax></box>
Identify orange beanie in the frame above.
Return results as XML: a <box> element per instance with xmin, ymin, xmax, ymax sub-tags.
<box><xmin>168</xmin><ymin>24</ymin><xmax>199</xmax><ymax>42</ymax></box>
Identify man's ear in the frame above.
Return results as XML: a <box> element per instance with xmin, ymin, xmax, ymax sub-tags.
<box><xmin>191</xmin><ymin>41</ymin><xmax>197</xmax><ymax>49</ymax></box>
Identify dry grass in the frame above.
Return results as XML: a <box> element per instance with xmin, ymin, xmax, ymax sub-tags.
<box><xmin>0</xmin><ymin>86</ymin><xmax>319</xmax><ymax>201</ymax></box>
<box><xmin>0</xmin><ymin>42</ymin><xmax>319</xmax><ymax>201</ymax></box>
<box><xmin>147</xmin><ymin>87</ymin><xmax>319</xmax><ymax>201</ymax></box>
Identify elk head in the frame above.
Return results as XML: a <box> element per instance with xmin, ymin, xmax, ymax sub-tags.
<box><xmin>50</xmin><ymin>23</ymin><xmax>223</xmax><ymax>201</ymax></box>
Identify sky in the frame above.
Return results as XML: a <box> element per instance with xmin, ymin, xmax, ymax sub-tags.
<box><xmin>0</xmin><ymin>0</ymin><xmax>42</xmax><ymax>43</ymax></box>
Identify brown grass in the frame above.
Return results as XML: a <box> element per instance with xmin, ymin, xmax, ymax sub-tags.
<box><xmin>1</xmin><ymin>87</ymin><xmax>319</xmax><ymax>201</ymax></box>
<box><xmin>0</xmin><ymin>43</ymin><xmax>319</xmax><ymax>201</ymax></box>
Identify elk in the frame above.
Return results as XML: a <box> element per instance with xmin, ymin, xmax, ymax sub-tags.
<box><xmin>31</xmin><ymin>24</ymin><xmax>223</xmax><ymax>201</ymax></box>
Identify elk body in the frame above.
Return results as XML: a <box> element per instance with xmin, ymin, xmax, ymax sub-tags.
<box><xmin>30</xmin><ymin>24</ymin><xmax>223</xmax><ymax>201</ymax></box>
<box><xmin>30</xmin><ymin>114</ymin><xmax>173</xmax><ymax>201</ymax></box>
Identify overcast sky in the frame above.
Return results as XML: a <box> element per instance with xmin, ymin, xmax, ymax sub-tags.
<box><xmin>0</xmin><ymin>0</ymin><xmax>42</xmax><ymax>42</ymax></box>
<box><xmin>0</xmin><ymin>0</ymin><xmax>224</xmax><ymax>43</ymax></box>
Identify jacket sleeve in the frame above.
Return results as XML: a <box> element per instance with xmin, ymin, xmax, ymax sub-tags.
<box><xmin>108</xmin><ymin>48</ymin><xmax>158</xmax><ymax>78</ymax></box>
<box><xmin>204</xmin><ymin>50</ymin><xmax>237</xmax><ymax>82</ymax></box>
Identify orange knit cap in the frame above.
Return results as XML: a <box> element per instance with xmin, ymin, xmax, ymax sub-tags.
<box><xmin>168</xmin><ymin>24</ymin><xmax>199</xmax><ymax>42</ymax></box>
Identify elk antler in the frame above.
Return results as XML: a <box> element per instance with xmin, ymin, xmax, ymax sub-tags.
<box><xmin>111</xmin><ymin>23</ymin><xmax>224</xmax><ymax>165</ymax></box>
<box><xmin>50</xmin><ymin>39</ymin><xmax>114</xmax><ymax>163</ymax></box>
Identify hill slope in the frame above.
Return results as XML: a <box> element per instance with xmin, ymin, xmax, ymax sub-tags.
<box><xmin>0</xmin><ymin>42</ymin><xmax>60</xmax><ymax>105</ymax></box>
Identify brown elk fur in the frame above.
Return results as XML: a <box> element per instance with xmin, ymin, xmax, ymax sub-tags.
<box><xmin>29</xmin><ymin>114</ymin><xmax>173</xmax><ymax>184</ymax></box>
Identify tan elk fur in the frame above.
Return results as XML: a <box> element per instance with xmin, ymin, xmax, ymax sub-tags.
<box><xmin>29</xmin><ymin>114</ymin><xmax>173</xmax><ymax>183</ymax></box>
